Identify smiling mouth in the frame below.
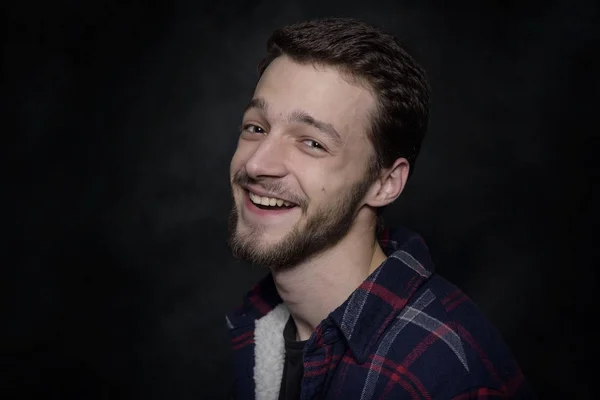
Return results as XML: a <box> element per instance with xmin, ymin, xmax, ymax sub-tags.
<box><xmin>248</xmin><ymin>191</ymin><xmax>297</xmax><ymax>210</ymax></box>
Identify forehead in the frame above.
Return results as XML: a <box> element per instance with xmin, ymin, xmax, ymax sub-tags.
<box><xmin>252</xmin><ymin>56</ymin><xmax>375</xmax><ymax>143</ymax></box>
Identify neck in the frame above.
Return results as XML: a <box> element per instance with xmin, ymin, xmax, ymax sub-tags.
<box><xmin>272</xmin><ymin>217</ymin><xmax>387</xmax><ymax>341</ymax></box>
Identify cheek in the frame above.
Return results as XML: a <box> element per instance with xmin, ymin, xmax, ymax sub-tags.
<box><xmin>302</xmin><ymin>164</ymin><xmax>349</xmax><ymax>203</ymax></box>
<box><xmin>313</xmin><ymin>160</ymin><xmax>369</xmax><ymax>203</ymax></box>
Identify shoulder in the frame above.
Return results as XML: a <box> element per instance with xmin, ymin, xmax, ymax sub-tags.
<box><xmin>371</xmin><ymin>274</ymin><xmax>532</xmax><ymax>398</ymax></box>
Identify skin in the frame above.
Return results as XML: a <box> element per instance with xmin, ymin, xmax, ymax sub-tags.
<box><xmin>229</xmin><ymin>55</ymin><xmax>410</xmax><ymax>340</ymax></box>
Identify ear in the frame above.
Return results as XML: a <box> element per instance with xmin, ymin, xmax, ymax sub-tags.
<box><xmin>365</xmin><ymin>157</ymin><xmax>410</xmax><ymax>208</ymax></box>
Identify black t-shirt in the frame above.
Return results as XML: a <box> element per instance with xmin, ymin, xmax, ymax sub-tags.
<box><xmin>278</xmin><ymin>316</ymin><xmax>307</xmax><ymax>400</ymax></box>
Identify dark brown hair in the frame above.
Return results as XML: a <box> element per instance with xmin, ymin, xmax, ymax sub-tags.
<box><xmin>258</xmin><ymin>17</ymin><xmax>430</xmax><ymax>178</ymax></box>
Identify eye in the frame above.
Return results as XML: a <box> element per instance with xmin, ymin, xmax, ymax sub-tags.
<box><xmin>303</xmin><ymin>139</ymin><xmax>325</xmax><ymax>151</ymax></box>
<box><xmin>242</xmin><ymin>124</ymin><xmax>266</xmax><ymax>134</ymax></box>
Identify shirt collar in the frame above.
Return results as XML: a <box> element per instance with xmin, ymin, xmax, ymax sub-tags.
<box><xmin>327</xmin><ymin>227</ymin><xmax>435</xmax><ymax>363</ymax></box>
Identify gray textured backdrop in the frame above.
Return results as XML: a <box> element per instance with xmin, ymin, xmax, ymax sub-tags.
<box><xmin>4</xmin><ymin>0</ymin><xmax>598</xmax><ymax>398</ymax></box>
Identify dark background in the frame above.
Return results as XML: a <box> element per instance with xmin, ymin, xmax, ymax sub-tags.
<box><xmin>3</xmin><ymin>0</ymin><xmax>598</xmax><ymax>398</ymax></box>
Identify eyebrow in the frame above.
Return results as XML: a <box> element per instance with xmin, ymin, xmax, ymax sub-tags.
<box><xmin>244</xmin><ymin>98</ymin><xmax>267</xmax><ymax>115</ymax></box>
<box><xmin>243</xmin><ymin>97</ymin><xmax>343</xmax><ymax>146</ymax></box>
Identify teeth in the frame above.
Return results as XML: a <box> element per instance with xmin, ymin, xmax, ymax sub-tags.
<box><xmin>248</xmin><ymin>191</ymin><xmax>294</xmax><ymax>208</ymax></box>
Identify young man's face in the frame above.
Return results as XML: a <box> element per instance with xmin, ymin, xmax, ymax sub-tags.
<box><xmin>228</xmin><ymin>55</ymin><xmax>378</xmax><ymax>270</ymax></box>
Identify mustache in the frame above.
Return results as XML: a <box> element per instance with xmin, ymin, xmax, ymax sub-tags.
<box><xmin>232</xmin><ymin>170</ymin><xmax>307</xmax><ymax>208</ymax></box>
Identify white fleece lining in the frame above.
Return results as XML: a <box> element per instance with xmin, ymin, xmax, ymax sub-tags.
<box><xmin>254</xmin><ymin>303</ymin><xmax>290</xmax><ymax>400</ymax></box>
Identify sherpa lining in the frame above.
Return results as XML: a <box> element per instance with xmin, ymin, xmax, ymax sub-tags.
<box><xmin>254</xmin><ymin>303</ymin><xmax>289</xmax><ymax>400</ymax></box>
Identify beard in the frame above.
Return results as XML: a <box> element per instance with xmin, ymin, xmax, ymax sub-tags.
<box><xmin>227</xmin><ymin>168</ymin><xmax>376</xmax><ymax>271</ymax></box>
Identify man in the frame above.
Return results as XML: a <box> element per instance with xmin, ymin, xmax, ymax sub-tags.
<box><xmin>225</xmin><ymin>17</ymin><xmax>533</xmax><ymax>399</ymax></box>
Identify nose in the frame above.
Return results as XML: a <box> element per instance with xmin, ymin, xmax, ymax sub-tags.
<box><xmin>244</xmin><ymin>135</ymin><xmax>288</xmax><ymax>179</ymax></box>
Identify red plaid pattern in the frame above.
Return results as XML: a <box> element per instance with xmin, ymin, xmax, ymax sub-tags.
<box><xmin>227</xmin><ymin>227</ymin><xmax>535</xmax><ymax>399</ymax></box>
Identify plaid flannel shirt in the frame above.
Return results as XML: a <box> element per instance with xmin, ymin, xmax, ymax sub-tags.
<box><xmin>226</xmin><ymin>227</ymin><xmax>534</xmax><ymax>399</ymax></box>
